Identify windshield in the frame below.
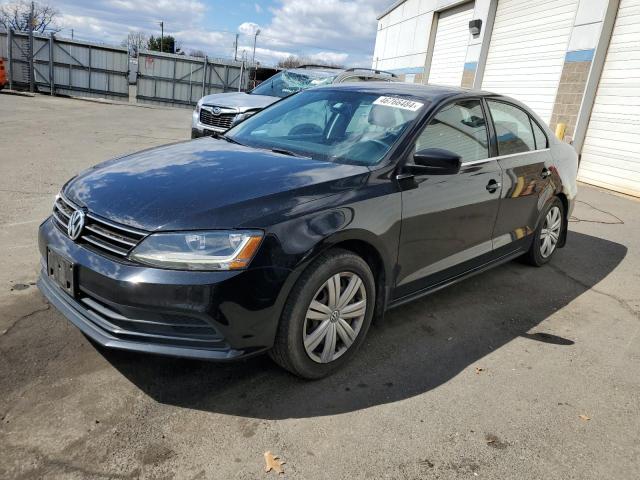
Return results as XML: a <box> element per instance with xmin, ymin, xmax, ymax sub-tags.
<box><xmin>226</xmin><ymin>89</ymin><xmax>427</xmax><ymax>166</ymax></box>
<box><xmin>250</xmin><ymin>70</ymin><xmax>339</xmax><ymax>98</ymax></box>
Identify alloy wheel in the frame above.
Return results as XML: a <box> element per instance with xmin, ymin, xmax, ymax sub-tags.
<box><xmin>540</xmin><ymin>206</ymin><xmax>562</xmax><ymax>258</ymax></box>
<box><xmin>303</xmin><ymin>272</ymin><xmax>367</xmax><ymax>363</ymax></box>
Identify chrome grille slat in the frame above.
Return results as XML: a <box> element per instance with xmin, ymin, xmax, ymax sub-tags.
<box><xmin>82</xmin><ymin>234</ymin><xmax>129</xmax><ymax>256</ymax></box>
<box><xmin>85</xmin><ymin>224</ymin><xmax>137</xmax><ymax>247</ymax></box>
<box><xmin>55</xmin><ymin>200</ymin><xmax>72</xmax><ymax>218</ymax></box>
<box><xmin>52</xmin><ymin>209</ymin><xmax>69</xmax><ymax>228</ymax></box>
<box><xmin>52</xmin><ymin>193</ymin><xmax>148</xmax><ymax>258</ymax></box>
<box><xmin>199</xmin><ymin>110</ymin><xmax>235</xmax><ymax>130</ymax></box>
<box><xmin>86</xmin><ymin>213</ymin><xmax>147</xmax><ymax>238</ymax></box>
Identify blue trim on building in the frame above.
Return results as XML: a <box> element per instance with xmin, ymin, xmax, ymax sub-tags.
<box><xmin>463</xmin><ymin>61</ymin><xmax>478</xmax><ymax>71</ymax></box>
<box><xmin>565</xmin><ymin>49</ymin><xmax>595</xmax><ymax>63</ymax></box>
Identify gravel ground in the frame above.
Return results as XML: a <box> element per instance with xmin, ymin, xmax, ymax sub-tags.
<box><xmin>1</xmin><ymin>94</ymin><xmax>639</xmax><ymax>479</ymax></box>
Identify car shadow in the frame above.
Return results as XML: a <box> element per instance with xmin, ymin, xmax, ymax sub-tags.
<box><xmin>98</xmin><ymin>231</ymin><xmax>626</xmax><ymax>419</ymax></box>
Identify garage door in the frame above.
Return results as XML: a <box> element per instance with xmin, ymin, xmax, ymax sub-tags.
<box><xmin>578</xmin><ymin>0</ymin><xmax>640</xmax><ymax>197</ymax></box>
<box><xmin>428</xmin><ymin>2</ymin><xmax>474</xmax><ymax>87</ymax></box>
<box><xmin>482</xmin><ymin>0</ymin><xmax>579</xmax><ymax>122</ymax></box>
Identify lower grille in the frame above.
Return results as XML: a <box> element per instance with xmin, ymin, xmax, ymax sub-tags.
<box><xmin>79</xmin><ymin>292</ymin><xmax>226</xmax><ymax>348</ymax></box>
<box><xmin>199</xmin><ymin>109</ymin><xmax>235</xmax><ymax>130</ymax></box>
<box><xmin>53</xmin><ymin>194</ymin><xmax>147</xmax><ymax>258</ymax></box>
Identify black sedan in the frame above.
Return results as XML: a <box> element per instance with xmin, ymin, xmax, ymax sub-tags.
<box><xmin>38</xmin><ymin>83</ymin><xmax>578</xmax><ymax>379</ymax></box>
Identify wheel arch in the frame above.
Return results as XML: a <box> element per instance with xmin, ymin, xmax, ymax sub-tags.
<box><xmin>275</xmin><ymin>229</ymin><xmax>394</xmax><ymax>328</ymax></box>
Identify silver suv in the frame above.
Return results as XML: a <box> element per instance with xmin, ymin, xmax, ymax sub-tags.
<box><xmin>191</xmin><ymin>66</ymin><xmax>397</xmax><ymax>138</ymax></box>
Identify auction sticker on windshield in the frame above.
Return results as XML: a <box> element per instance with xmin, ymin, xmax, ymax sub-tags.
<box><xmin>373</xmin><ymin>96</ymin><xmax>424</xmax><ymax>111</ymax></box>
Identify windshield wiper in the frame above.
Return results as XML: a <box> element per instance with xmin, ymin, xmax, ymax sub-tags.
<box><xmin>270</xmin><ymin>148</ymin><xmax>311</xmax><ymax>159</ymax></box>
<box><xmin>211</xmin><ymin>131</ymin><xmax>243</xmax><ymax>146</ymax></box>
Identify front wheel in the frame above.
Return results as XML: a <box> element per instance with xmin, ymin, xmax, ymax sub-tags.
<box><xmin>270</xmin><ymin>249</ymin><xmax>376</xmax><ymax>379</ymax></box>
<box><xmin>523</xmin><ymin>197</ymin><xmax>565</xmax><ymax>266</ymax></box>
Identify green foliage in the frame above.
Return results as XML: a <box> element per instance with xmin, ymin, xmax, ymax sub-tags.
<box><xmin>147</xmin><ymin>35</ymin><xmax>182</xmax><ymax>54</ymax></box>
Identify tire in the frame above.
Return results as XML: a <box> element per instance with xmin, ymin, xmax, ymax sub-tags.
<box><xmin>523</xmin><ymin>197</ymin><xmax>565</xmax><ymax>267</ymax></box>
<box><xmin>269</xmin><ymin>248</ymin><xmax>376</xmax><ymax>379</ymax></box>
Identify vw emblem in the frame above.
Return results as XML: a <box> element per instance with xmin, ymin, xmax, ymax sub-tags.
<box><xmin>67</xmin><ymin>210</ymin><xmax>85</xmax><ymax>241</ymax></box>
<box><xmin>212</xmin><ymin>106</ymin><xmax>222</xmax><ymax>115</ymax></box>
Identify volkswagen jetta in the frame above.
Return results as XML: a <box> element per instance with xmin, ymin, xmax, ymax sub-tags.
<box><xmin>38</xmin><ymin>83</ymin><xmax>578</xmax><ymax>379</ymax></box>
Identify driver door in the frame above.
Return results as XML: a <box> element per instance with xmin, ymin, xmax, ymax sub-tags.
<box><xmin>394</xmin><ymin>99</ymin><xmax>502</xmax><ymax>299</ymax></box>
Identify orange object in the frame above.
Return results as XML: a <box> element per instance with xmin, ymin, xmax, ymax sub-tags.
<box><xmin>0</xmin><ymin>58</ymin><xmax>7</xmax><ymax>90</ymax></box>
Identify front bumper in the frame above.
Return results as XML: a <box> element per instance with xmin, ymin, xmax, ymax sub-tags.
<box><xmin>38</xmin><ymin>217</ymin><xmax>292</xmax><ymax>360</ymax></box>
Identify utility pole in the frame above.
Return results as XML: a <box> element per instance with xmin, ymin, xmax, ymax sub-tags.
<box><xmin>234</xmin><ymin>33</ymin><xmax>239</xmax><ymax>61</ymax></box>
<box><xmin>252</xmin><ymin>29</ymin><xmax>260</xmax><ymax>65</ymax></box>
<box><xmin>28</xmin><ymin>1</ymin><xmax>34</xmax><ymax>93</ymax></box>
<box><xmin>159</xmin><ymin>21</ymin><xmax>164</xmax><ymax>53</ymax></box>
<box><xmin>71</xmin><ymin>28</ymin><xmax>74</xmax><ymax>39</ymax></box>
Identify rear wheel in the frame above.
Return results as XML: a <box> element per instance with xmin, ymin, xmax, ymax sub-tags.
<box><xmin>523</xmin><ymin>197</ymin><xmax>565</xmax><ymax>266</ymax></box>
<box><xmin>270</xmin><ymin>249</ymin><xmax>375</xmax><ymax>379</ymax></box>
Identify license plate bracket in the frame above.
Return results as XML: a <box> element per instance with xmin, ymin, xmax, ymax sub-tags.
<box><xmin>47</xmin><ymin>248</ymin><xmax>76</xmax><ymax>297</ymax></box>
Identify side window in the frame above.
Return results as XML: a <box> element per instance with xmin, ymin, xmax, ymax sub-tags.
<box><xmin>414</xmin><ymin>99</ymin><xmax>489</xmax><ymax>163</ymax></box>
<box><xmin>531</xmin><ymin>119</ymin><xmax>548</xmax><ymax>149</ymax></box>
<box><xmin>487</xmin><ymin>101</ymin><xmax>536</xmax><ymax>155</ymax></box>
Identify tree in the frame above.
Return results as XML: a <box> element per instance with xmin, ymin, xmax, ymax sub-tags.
<box><xmin>188</xmin><ymin>49</ymin><xmax>206</xmax><ymax>58</ymax></box>
<box><xmin>0</xmin><ymin>0</ymin><xmax>60</xmax><ymax>33</ymax></box>
<box><xmin>147</xmin><ymin>35</ymin><xmax>182</xmax><ymax>54</ymax></box>
<box><xmin>122</xmin><ymin>31</ymin><xmax>147</xmax><ymax>57</ymax></box>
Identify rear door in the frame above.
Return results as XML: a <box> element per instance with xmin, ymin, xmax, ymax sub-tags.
<box><xmin>485</xmin><ymin>99</ymin><xmax>554</xmax><ymax>252</ymax></box>
<box><xmin>394</xmin><ymin>98</ymin><xmax>502</xmax><ymax>299</ymax></box>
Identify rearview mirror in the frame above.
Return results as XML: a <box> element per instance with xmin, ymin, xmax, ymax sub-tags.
<box><xmin>409</xmin><ymin>148</ymin><xmax>461</xmax><ymax>175</ymax></box>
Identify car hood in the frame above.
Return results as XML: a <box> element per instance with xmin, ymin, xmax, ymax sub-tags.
<box><xmin>64</xmin><ymin>138</ymin><xmax>369</xmax><ymax>231</ymax></box>
<box><xmin>200</xmin><ymin>92</ymin><xmax>280</xmax><ymax>112</ymax></box>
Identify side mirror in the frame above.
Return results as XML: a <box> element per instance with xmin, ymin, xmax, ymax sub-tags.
<box><xmin>409</xmin><ymin>148</ymin><xmax>461</xmax><ymax>175</ymax></box>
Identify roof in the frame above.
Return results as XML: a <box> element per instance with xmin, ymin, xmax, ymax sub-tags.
<box><xmin>315</xmin><ymin>81</ymin><xmax>494</xmax><ymax>102</ymax></box>
<box><xmin>377</xmin><ymin>0</ymin><xmax>407</xmax><ymax>20</ymax></box>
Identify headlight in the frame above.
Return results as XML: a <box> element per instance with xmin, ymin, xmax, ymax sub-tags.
<box><xmin>195</xmin><ymin>99</ymin><xmax>203</xmax><ymax>114</ymax></box>
<box><xmin>129</xmin><ymin>230</ymin><xmax>263</xmax><ymax>271</ymax></box>
<box><xmin>232</xmin><ymin>110</ymin><xmax>257</xmax><ymax>126</ymax></box>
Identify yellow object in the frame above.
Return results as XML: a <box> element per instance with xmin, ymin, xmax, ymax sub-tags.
<box><xmin>555</xmin><ymin>122</ymin><xmax>566</xmax><ymax>140</ymax></box>
<box><xmin>264</xmin><ymin>451</ymin><xmax>286</xmax><ymax>474</ymax></box>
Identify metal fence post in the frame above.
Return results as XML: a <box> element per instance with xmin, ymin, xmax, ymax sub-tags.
<box><xmin>49</xmin><ymin>32</ymin><xmax>55</xmax><ymax>95</ymax></box>
<box><xmin>238</xmin><ymin>61</ymin><xmax>243</xmax><ymax>92</ymax></box>
<box><xmin>202</xmin><ymin>55</ymin><xmax>207</xmax><ymax>97</ymax></box>
<box><xmin>28</xmin><ymin>3</ymin><xmax>34</xmax><ymax>92</ymax></box>
<box><xmin>171</xmin><ymin>57</ymin><xmax>177</xmax><ymax>104</ymax></box>
<box><xmin>188</xmin><ymin>62</ymin><xmax>193</xmax><ymax>104</ymax></box>
<box><xmin>7</xmin><ymin>29</ymin><xmax>13</xmax><ymax>90</ymax></box>
<box><xmin>88</xmin><ymin>46</ymin><xmax>92</xmax><ymax>94</ymax></box>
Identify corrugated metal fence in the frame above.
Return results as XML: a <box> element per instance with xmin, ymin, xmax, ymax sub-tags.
<box><xmin>136</xmin><ymin>50</ymin><xmax>249</xmax><ymax>107</ymax></box>
<box><xmin>0</xmin><ymin>30</ymin><xmax>129</xmax><ymax>100</ymax></box>
<box><xmin>0</xmin><ymin>30</ymin><xmax>252</xmax><ymax>105</ymax></box>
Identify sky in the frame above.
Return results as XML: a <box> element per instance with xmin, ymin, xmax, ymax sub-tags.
<box><xmin>5</xmin><ymin>0</ymin><xmax>393</xmax><ymax>67</ymax></box>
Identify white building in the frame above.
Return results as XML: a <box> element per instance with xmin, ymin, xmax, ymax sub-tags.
<box><xmin>372</xmin><ymin>0</ymin><xmax>640</xmax><ymax>197</ymax></box>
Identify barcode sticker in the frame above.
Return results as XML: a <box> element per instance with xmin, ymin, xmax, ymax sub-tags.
<box><xmin>373</xmin><ymin>96</ymin><xmax>424</xmax><ymax>111</ymax></box>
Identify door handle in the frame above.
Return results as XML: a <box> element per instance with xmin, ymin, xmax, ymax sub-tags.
<box><xmin>486</xmin><ymin>179</ymin><xmax>501</xmax><ymax>193</ymax></box>
<box><xmin>541</xmin><ymin>168</ymin><xmax>551</xmax><ymax>179</ymax></box>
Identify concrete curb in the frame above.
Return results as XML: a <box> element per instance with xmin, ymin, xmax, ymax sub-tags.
<box><xmin>0</xmin><ymin>89</ymin><xmax>186</xmax><ymax>111</ymax></box>
<box><xmin>66</xmin><ymin>95</ymin><xmax>184</xmax><ymax>111</ymax></box>
<box><xmin>0</xmin><ymin>89</ymin><xmax>37</xmax><ymax>97</ymax></box>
